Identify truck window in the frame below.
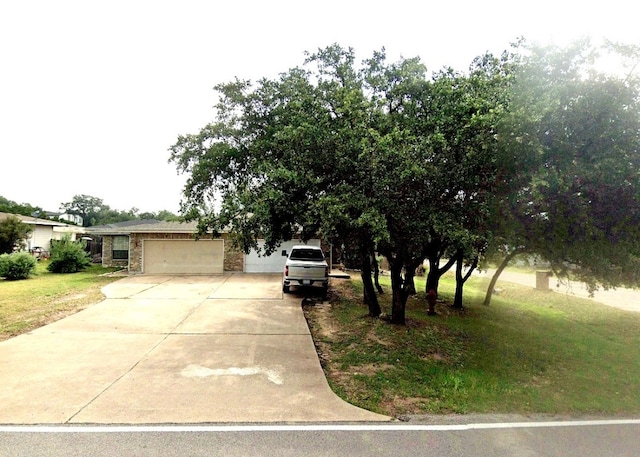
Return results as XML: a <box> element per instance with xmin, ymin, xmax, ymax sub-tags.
<box><xmin>290</xmin><ymin>249</ymin><xmax>324</xmax><ymax>261</ymax></box>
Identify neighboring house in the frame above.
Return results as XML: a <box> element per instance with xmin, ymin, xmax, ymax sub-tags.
<box><xmin>86</xmin><ymin>219</ymin><xmax>324</xmax><ymax>274</ymax></box>
<box><xmin>0</xmin><ymin>212</ymin><xmax>85</xmax><ymax>251</ymax></box>
<box><xmin>45</xmin><ymin>212</ymin><xmax>84</xmax><ymax>226</ymax></box>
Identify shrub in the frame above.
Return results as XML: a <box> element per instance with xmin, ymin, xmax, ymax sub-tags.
<box><xmin>0</xmin><ymin>252</ymin><xmax>37</xmax><ymax>280</ymax></box>
<box><xmin>47</xmin><ymin>235</ymin><xmax>91</xmax><ymax>273</ymax></box>
<box><xmin>0</xmin><ymin>216</ymin><xmax>32</xmax><ymax>254</ymax></box>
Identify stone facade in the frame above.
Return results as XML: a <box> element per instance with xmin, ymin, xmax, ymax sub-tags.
<box><xmin>101</xmin><ymin>235</ymin><xmax>128</xmax><ymax>268</ymax></box>
<box><xmin>100</xmin><ymin>231</ymin><xmax>327</xmax><ymax>274</ymax></box>
<box><xmin>101</xmin><ymin>232</ymin><xmax>244</xmax><ymax>273</ymax></box>
<box><xmin>224</xmin><ymin>237</ymin><xmax>244</xmax><ymax>272</ymax></box>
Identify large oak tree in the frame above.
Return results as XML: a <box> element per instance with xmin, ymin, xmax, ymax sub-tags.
<box><xmin>170</xmin><ymin>44</ymin><xmax>520</xmax><ymax>323</ymax></box>
<box><xmin>484</xmin><ymin>41</ymin><xmax>640</xmax><ymax>304</ymax></box>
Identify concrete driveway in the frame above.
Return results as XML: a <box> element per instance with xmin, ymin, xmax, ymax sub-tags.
<box><xmin>0</xmin><ymin>273</ymin><xmax>389</xmax><ymax>424</ymax></box>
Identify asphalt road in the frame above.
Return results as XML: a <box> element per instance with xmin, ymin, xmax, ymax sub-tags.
<box><xmin>2</xmin><ymin>420</ymin><xmax>640</xmax><ymax>456</ymax></box>
<box><xmin>476</xmin><ymin>269</ymin><xmax>640</xmax><ymax>313</ymax></box>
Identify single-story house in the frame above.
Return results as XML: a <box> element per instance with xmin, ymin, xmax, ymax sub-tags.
<box><xmin>0</xmin><ymin>212</ymin><xmax>85</xmax><ymax>251</ymax></box>
<box><xmin>86</xmin><ymin>219</ymin><xmax>324</xmax><ymax>274</ymax></box>
<box><xmin>44</xmin><ymin>211</ymin><xmax>84</xmax><ymax>226</ymax></box>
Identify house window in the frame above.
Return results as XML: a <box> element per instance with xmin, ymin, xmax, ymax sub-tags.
<box><xmin>112</xmin><ymin>236</ymin><xmax>129</xmax><ymax>260</ymax></box>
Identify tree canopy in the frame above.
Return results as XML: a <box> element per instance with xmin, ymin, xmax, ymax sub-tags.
<box><xmin>61</xmin><ymin>194</ymin><xmax>179</xmax><ymax>226</ymax></box>
<box><xmin>1</xmin><ymin>194</ymin><xmax>179</xmax><ymax>227</ymax></box>
<box><xmin>0</xmin><ymin>216</ymin><xmax>31</xmax><ymax>254</ymax></box>
<box><xmin>483</xmin><ymin>40</ymin><xmax>640</xmax><ymax>304</ymax></box>
<box><xmin>0</xmin><ymin>196</ymin><xmax>43</xmax><ymax>218</ymax></box>
<box><xmin>170</xmin><ymin>41</ymin><xmax>640</xmax><ymax>323</ymax></box>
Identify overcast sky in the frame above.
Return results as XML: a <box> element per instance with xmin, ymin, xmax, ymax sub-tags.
<box><xmin>1</xmin><ymin>1</ymin><xmax>638</xmax><ymax>214</ymax></box>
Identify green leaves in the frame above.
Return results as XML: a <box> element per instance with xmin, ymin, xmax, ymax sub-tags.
<box><xmin>169</xmin><ymin>40</ymin><xmax>640</xmax><ymax>318</ymax></box>
<box><xmin>0</xmin><ymin>216</ymin><xmax>31</xmax><ymax>255</ymax></box>
<box><xmin>47</xmin><ymin>234</ymin><xmax>91</xmax><ymax>274</ymax></box>
<box><xmin>496</xmin><ymin>40</ymin><xmax>640</xmax><ymax>291</ymax></box>
<box><xmin>0</xmin><ymin>252</ymin><xmax>36</xmax><ymax>280</ymax></box>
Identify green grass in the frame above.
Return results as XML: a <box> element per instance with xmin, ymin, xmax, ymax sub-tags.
<box><xmin>0</xmin><ymin>261</ymin><xmax>121</xmax><ymax>340</ymax></box>
<box><xmin>306</xmin><ymin>273</ymin><xmax>640</xmax><ymax>417</ymax></box>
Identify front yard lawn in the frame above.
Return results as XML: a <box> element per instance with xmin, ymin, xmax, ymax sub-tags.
<box><xmin>306</xmin><ymin>273</ymin><xmax>640</xmax><ymax>418</ymax></box>
<box><xmin>0</xmin><ymin>261</ymin><xmax>121</xmax><ymax>341</ymax></box>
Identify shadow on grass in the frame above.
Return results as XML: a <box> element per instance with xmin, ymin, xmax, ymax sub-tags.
<box><xmin>304</xmin><ymin>274</ymin><xmax>640</xmax><ymax>417</ymax></box>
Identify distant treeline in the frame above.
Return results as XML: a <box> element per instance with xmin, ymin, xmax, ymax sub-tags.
<box><xmin>0</xmin><ymin>194</ymin><xmax>179</xmax><ymax>227</ymax></box>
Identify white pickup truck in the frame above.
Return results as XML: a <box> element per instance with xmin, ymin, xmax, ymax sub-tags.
<box><xmin>282</xmin><ymin>245</ymin><xmax>329</xmax><ymax>296</ymax></box>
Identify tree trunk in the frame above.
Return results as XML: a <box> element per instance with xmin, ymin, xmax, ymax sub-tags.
<box><xmin>426</xmin><ymin>255</ymin><xmax>457</xmax><ymax>298</ymax></box>
<box><xmin>360</xmin><ymin>246</ymin><xmax>381</xmax><ymax>317</ymax></box>
<box><xmin>483</xmin><ymin>249</ymin><xmax>522</xmax><ymax>306</ymax></box>
<box><xmin>426</xmin><ymin>257</ymin><xmax>440</xmax><ymax>296</ymax></box>
<box><xmin>372</xmin><ymin>251</ymin><xmax>384</xmax><ymax>294</ymax></box>
<box><xmin>404</xmin><ymin>268</ymin><xmax>416</xmax><ymax>295</ymax></box>
<box><xmin>452</xmin><ymin>254</ymin><xmax>464</xmax><ymax>309</ymax></box>
<box><xmin>389</xmin><ymin>260</ymin><xmax>407</xmax><ymax>325</ymax></box>
<box><xmin>403</xmin><ymin>257</ymin><xmax>424</xmax><ymax>296</ymax></box>
<box><xmin>452</xmin><ymin>253</ymin><xmax>478</xmax><ymax>309</ymax></box>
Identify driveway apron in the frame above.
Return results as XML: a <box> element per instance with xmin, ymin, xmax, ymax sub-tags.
<box><xmin>0</xmin><ymin>273</ymin><xmax>389</xmax><ymax>424</ymax></box>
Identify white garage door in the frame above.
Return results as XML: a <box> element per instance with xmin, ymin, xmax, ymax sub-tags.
<box><xmin>143</xmin><ymin>239</ymin><xmax>224</xmax><ymax>274</ymax></box>
<box><xmin>244</xmin><ymin>239</ymin><xmax>321</xmax><ymax>273</ymax></box>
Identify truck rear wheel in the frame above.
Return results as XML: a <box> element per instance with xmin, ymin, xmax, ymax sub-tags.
<box><xmin>283</xmin><ymin>284</ymin><xmax>290</xmax><ymax>293</ymax></box>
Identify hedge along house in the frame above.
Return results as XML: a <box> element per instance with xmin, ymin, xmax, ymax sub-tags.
<box><xmin>86</xmin><ymin>219</ymin><xmax>327</xmax><ymax>275</ymax></box>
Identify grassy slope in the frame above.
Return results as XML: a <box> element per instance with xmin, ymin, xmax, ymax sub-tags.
<box><xmin>305</xmin><ymin>274</ymin><xmax>640</xmax><ymax>417</ymax></box>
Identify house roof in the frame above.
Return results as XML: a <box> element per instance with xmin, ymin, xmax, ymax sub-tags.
<box><xmin>86</xmin><ymin>219</ymin><xmax>201</xmax><ymax>235</ymax></box>
<box><xmin>0</xmin><ymin>212</ymin><xmax>72</xmax><ymax>228</ymax></box>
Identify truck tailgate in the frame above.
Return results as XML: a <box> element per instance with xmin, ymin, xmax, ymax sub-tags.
<box><xmin>287</xmin><ymin>262</ymin><xmax>326</xmax><ymax>279</ymax></box>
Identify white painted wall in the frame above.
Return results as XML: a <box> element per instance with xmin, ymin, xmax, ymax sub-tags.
<box><xmin>244</xmin><ymin>239</ymin><xmax>321</xmax><ymax>273</ymax></box>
